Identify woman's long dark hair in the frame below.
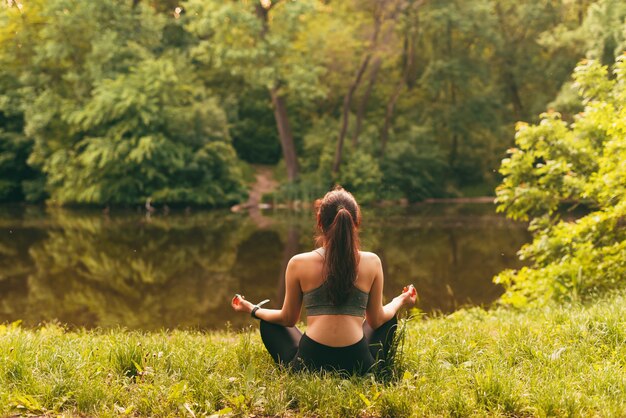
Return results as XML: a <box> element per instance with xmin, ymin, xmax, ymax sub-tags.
<box><xmin>315</xmin><ymin>186</ymin><xmax>361</xmax><ymax>305</ymax></box>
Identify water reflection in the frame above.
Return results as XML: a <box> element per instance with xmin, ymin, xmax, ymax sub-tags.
<box><xmin>0</xmin><ymin>204</ymin><xmax>529</xmax><ymax>330</ymax></box>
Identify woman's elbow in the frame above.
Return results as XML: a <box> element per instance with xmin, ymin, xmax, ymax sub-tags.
<box><xmin>282</xmin><ymin>312</ymin><xmax>299</xmax><ymax>327</ymax></box>
<box><xmin>283</xmin><ymin>316</ymin><xmax>298</xmax><ymax>327</ymax></box>
<box><xmin>366</xmin><ymin>315</ymin><xmax>384</xmax><ymax>330</ymax></box>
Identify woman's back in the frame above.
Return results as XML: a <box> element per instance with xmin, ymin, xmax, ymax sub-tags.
<box><xmin>293</xmin><ymin>249</ymin><xmax>379</xmax><ymax>347</ymax></box>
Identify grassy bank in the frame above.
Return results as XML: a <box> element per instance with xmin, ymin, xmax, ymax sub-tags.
<box><xmin>2</xmin><ymin>293</ymin><xmax>626</xmax><ymax>417</ymax></box>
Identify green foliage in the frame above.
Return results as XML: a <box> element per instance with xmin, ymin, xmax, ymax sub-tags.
<box><xmin>2</xmin><ymin>0</ymin><xmax>246</xmax><ymax>206</ymax></box>
<box><xmin>293</xmin><ymin>0</ymin><xmax>590</xmax><ymax>199</ymax></box>
<box><xmin>337</xmin><ymin>150</ymin><xmax>383</xmax><ymax>204</ymax></box>
<box><xmin>51</xmin><ymin>54</ymin><xmax>245</xmax><ymax>205</ymax></box>
<box><xmin>541</xmin><ymin>0</ymin><xmax>626</xmax><ymax>118</ymax></box>
<box><xmin>0</xmin><ymin>0</ymin><xmax>613</xmax><ymax>204</ymax></box>
<box><xmin>579</xmin><ymin>0</ymin><xmax>626</xmax><ymax>65</ymax></box>
<box><xmin>496</xmin><ymin>55</ymin><xmax>626</xmax><ymax>305</ymax></box>
<box><xmin>185</xmin><ymin>0</ymin><xmax>327</xmax><ymax>102</ymax></box>
<box><xmin>0</xmin><ymin>133</ymin><xmax>40</xmax><ymax>202</ymax></box>
<box><xmin>0</xmin><ymin>1</ymin><xmax>45</xmax><ymax>202</ymax></box>
<box><xmin>382</xmin><ymin>127</ymin><xmax>447</xmax><ymax>202</ymax></box>
<box><xmin>230</xmin><ymin>89</ymin><xmax>281</xmax><ymax>165</ymax></box>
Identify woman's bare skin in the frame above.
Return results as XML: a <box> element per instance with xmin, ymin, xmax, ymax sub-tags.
<box><xmin>232</xmin><ymin>248</ymin><xmax>417</xmax><ymax>347</ymax></box>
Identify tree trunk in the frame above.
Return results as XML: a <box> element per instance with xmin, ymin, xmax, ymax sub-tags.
<box><xmin>332</xmin><ymin>6</ymin><xmax>382</xmax><ymax>175</ymax></box>
<box><xmin>504</xmin><ymin>68</ymin><xmax>524</xmax><ymax>120</ymax></box>
<box><xmin>578</xmin><ymin>0</ymin><xmax>584</xmax><ymax>25</ymax></box>
<box><xmin>332</xmin><ymin>54</ymin><xmax>372</xmax><ymax>175</ymax></box>
<box><xmin>353</xmin><ymin>57</ymin><xmax>382</xmax><ymax>147</ymax></box>
<box><xmin>446</xmin><ymin>18</ymin><xmax>458</xmax><ymax>170</ymax></box>
<box><xmin>380</xmin><ymin>86</ymin><xmax>403</xmax><ymax>155</ymax></box>
<box><xmin>379</xmin><ymin>1</ymin><xmax>422</xmax><ymax>156</ymax></box>
<box><xmin>256</xmin><ymin>2</ymin><xmax>298</xmax><ymax>182</ymax></box>
<box><xmin>270</xmin><ymin>87</ymin><xmax>299</xmax><ymax>182</ymax></box>
<box><xmin>255</xmin><ymin>3</ymin><xmax>270</xmax><ymax>36</ymax></box>
<box><xmin>494</xmin><ymin>2</ymin><xmax>524</xmax><ymax>121</ymax></box>
<box><xmin>380</xmin><ymin>34</ymin><xmax>415</xmax><ymax>155</ymax></box>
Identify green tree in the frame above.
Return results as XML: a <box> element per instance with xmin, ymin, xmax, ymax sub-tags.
<box><xmin>0</xmin><ymin>0</ymin><xmax>46</xmax><ymax>202</ymax></box>
<box><xmin>185</xmin><ymin>0</ymin><xmax>327</xmax><ymax>183</ymax></box>
<box><xmin>0</xmin><ymin>0</ymin><xmax>608</xmax><ymax>205</ymax></box>
<box><xmin>10</xmin><ymin>0</ymin><xmax>245</xmax><ymax>206</ymax></box>
<box><xmin>230</xmin><ymin>88</ymin><xmax>282</xmax><ymax>165</ymax></box>
<box><xmin>495</xmin><ymin>56</ymin><xmax>626</xmax><ymax>306</ymax></box>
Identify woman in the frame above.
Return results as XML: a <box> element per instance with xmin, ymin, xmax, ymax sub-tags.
<box><xmin>231</xmin><ymin>187</ymin><xmax>417</xmax><ymax>375</ymax></box>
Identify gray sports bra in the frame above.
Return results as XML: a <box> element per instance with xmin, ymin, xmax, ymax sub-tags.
<box><xmin>303</xmin><ymin>248</ymin><xmax>369</xmax><ymax>317</ymax></box>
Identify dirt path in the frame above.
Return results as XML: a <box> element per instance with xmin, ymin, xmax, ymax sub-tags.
<box><xmin>245</xmin><ymin>165</ymin><xmax>278</xmax><ymax>208</ymax></box>
<box><xmin>235</xmin><ymin>166</ymin><xmax>278</xmax><ymax>227</ymax></box>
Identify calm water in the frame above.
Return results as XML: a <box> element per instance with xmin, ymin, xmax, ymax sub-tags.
<box><xmin>0</xmin><ymin>203</ymin><xmax>529</xmax><ymax>330</ymax></box>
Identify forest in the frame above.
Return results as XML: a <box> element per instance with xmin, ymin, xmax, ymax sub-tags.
<box><xmin>2</xmin><ymin>0</ymin><xmax>624</xmax><ymax>206</ymax></box>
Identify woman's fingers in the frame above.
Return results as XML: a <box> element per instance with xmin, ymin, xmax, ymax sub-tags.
<box><xmin>401</xmin><ymin>285</ymin><xmax>418</xmax><ymax>305</ymax></box>
<box><xmin>232</xmin><ymin>294</ymin><xmax>247</xmax><ymax>310</ymax></box>
<box><xmin>402</xmin><ymin>284</ymin><xmax>417</xmax><ymax>295</ymax></box>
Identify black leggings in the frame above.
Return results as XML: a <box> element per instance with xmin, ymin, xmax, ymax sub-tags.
<box><xmin>259</xmin><ymin>316</ymin><xmax>398</xmax><ymax>375</ymax></box>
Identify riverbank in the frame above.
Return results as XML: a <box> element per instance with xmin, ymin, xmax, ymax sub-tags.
<box><xmin>2</xmin><ymin>291</ymin><xmax>626</xmax><ymax>417</ymax></box>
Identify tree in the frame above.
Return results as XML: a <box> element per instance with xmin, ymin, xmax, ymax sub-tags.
<box><xmin>332</xmin><ymin>0</ymin><xmax>385</xmax><ymax>174</ymax></box>
<box><xmin>185</xmin><ymin>0</ymin><xmax>327</xmax><ymax>182</ymax></box>
<box><xmin>495</xmin><ymin>56</ymin><xmax>626</xmax><ymax>306</ymax></box>
<box><xmin>8</xmin><ymin>0</ymin><xmax>246</xmax><ymax>205</ymax></box>
<box><xmin>0</xmin><ymin>0</ymin><xmax>46</xmax><ymax>202</ymax></box>
<box><xmin>0</xmin><ymin>0</ymin><xmax>609</xmax><ymax>205</ymax></box>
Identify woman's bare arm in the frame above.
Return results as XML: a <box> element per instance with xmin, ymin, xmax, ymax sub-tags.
<box><xmin>232</xmin><ymin>256</ymin><xmax>303</xmax><ymax>327</ymax></box>
<box><xmin>365</xmin><ymin>253</ymin><xmax>416</xmax><ymax>329</ymax></box>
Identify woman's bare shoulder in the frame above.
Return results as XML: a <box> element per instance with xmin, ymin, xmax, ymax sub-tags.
<box><xmin>359</xmin><ymin>251</ymin><xmax>382</xmax><ymax>265</ymax></box>
<box><xmin>289</xmin><ymin>250</ymin><xmax>323</xmax><ymax>264</ymax></box>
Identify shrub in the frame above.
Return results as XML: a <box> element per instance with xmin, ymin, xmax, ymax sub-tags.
<box><xmin>495</xmin><ymin>55</ymin><xmax>626</xmax><ymax>306</ymax></box>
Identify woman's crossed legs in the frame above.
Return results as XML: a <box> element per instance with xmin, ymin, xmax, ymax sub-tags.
<box><xmin>259</xmin><ymin>316</ymin><xmax>398</xmax><ymax>375</ymax></box>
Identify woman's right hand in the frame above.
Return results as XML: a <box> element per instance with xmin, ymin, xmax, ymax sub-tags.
<box><xmin>231</xmin><ymin>294</ymin><xmax>254</xmax><ymax>314</ymax></box>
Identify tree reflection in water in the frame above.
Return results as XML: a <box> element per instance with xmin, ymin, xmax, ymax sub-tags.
<box><xmin>0</xmin><ymin>204</ymin><xmax>529</xmax><ymax>330</ymax></box>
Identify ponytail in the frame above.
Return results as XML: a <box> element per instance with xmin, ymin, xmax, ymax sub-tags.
<box><xmin>324</xmin><ymin>207</ymin><xmax>360</xmax><ymax>305</ymax></box>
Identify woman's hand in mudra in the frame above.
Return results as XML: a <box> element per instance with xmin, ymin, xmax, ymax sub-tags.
<box><xmin>400</xmin><ymin>284</ymin><xmax>418</xmax><ymax>307</ymax></box>
<box><xmin>231</xmin><ymin>294</ymin><xmax>254</xmax><ymax>314</ymax></box>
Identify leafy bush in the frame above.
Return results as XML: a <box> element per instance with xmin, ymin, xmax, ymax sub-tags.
<box><xmin>495</xmin><ymin>55</ymin><xmax>626</xmax><ymax>306</ymax></box>
<box><xmin>0</xmin><ymin>33</ymin><xmax>44</xmax><ymax>202</ymax></box>
<box><xmin>8</xmin><ymin>0</ymin><xmax>246</xmax><ymax>206</ymax></box>
<box><xmin>0</xmin><ymin>134</ymin><xmax>40</xmax><ymax>202</ymax></box>
<box><xmin>382</xmin><ymin>126</ymin><xmax>447</xmax><ymax>202</ymax></box>
<box><xmin>337</xmin><ymin>150</ymin><xmax>383</xmax><ymax>204</ymax></box>
<box><xmin>230</xmin><ymin>89</ymin><xmax>282</xmax><ymax>165</ymax></box>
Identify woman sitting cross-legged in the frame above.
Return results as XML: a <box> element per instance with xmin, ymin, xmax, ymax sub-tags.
<box><xmin>231</xmin><ymin>186</ymin><xmax>417</xmax><ymax>375</ymax></box>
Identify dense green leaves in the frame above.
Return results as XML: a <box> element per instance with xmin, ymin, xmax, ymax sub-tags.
<box><xmin>0</xmin><ymin>0</ymin><xmax>45</xmax><ymax>202</ymax></box>
<box><xmin>48</xmin><ymin>54</ymin><xmax>245</xmax><ymax>205</ymax></box>
<box><xmin>0</xmin><ymin>0</ymin><xmax>616</xmax><ymax>205</ymax></box>
<box><xmin>1</xmin><ymin>0</ymin><xmax>245</xmax><ymax>206</ymax></box>
<box><xmin>382</xmin><ymin>127</ymin><xmax>447</xmax><ymax>202</ymax></box>
<box><xmin>496</xmin><ymin>56</ymin><xmax>626</xmax><ymax>305</ymax></box>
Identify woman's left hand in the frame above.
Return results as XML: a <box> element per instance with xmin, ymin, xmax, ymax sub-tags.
<box><xmin>231</xmin><ymin>294</ymin><xmax>254</xmax><ymax>313</ymax></box>
<box><xmin>400</xmin><ymin>284</ymin><xmax>418</xmax><ymax>306</ymax></box>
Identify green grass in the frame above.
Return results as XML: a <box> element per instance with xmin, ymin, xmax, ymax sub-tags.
<box><xmin>3</xmin><ymin>291</ymin><xmax>626</xmax><ymax>417</ymax></box>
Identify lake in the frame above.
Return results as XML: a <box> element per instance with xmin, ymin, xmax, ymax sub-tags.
<box><xmin>0</xmin><ymin>203</ymin><xmax>529</xmax><ymax>330</ymax></box>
